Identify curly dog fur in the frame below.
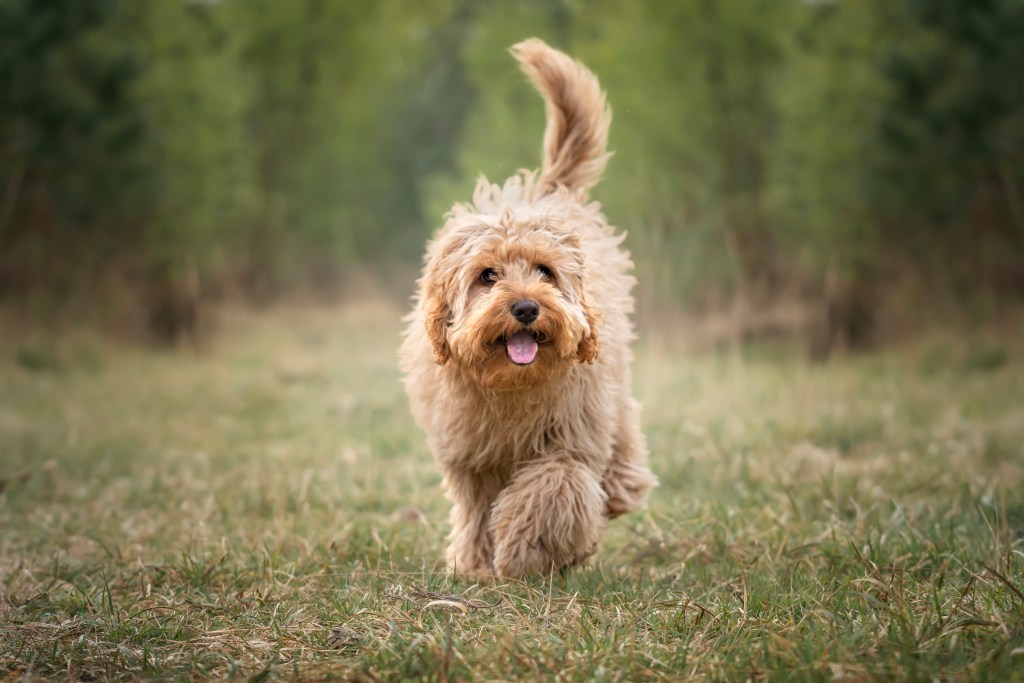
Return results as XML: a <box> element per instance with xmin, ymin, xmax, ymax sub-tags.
<box><xmin>400</xmin><ymin>38</ymin><xmax>656</xmax><ymax>578</ymax></box>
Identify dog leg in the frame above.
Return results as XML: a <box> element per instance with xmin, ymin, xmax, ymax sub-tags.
<box><xmin>444</xmin><ymin>469</ymin><xmax>498</xmax><ymax>577</ymax></box>
<box><xmin>603</xmin><ymin>397</ymin><xmax>657</xmax><ymax>518</ymax></box>
<box><xmin>490</xmin><ymin>456</ymin><xmax>606</xmax><ymax>578</ymax></box>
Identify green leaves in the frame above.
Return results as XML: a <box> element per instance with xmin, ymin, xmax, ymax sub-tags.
<box><xmin>1</xmin><ymin>0</ymin><xmax>1021</xmax><ymax>321</ymax></box>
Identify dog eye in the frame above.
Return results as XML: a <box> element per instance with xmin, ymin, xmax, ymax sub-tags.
<box><xmin>537</xmin><ymin>264</ymin><xmax>553</xmax><ymax>280</ymax></box>
<box><xmin>480</xmin><ymin>268</ymin><xmax>499</xmax><ymax>284</ymax></box>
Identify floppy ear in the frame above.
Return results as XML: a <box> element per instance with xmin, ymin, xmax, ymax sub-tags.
<box><xmin>424</xmin><ymin>285</ymin><xmax>451</xmax><ymax>365</ymax></box>
<box><xmin>577</xmin><ymin>299</ymin><xmax>599</xmax><ymax>363</ymax></box>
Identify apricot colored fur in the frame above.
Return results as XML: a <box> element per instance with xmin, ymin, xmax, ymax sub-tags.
<box><xmin>400</xmin><ymin>38</ymin><xmax>656</xmax><ymax>578</ymax></box>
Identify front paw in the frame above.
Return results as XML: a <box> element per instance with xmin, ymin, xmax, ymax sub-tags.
<box><xmin>489</xmin><ymin>458</ymin><xmax>605</xmax><ymax>578</ymax></box>
<box><xmin>492</xmin><ymin>534</ymin><xmax>598</xmax><ymax>578</ymax></box>
<box><xmin>492</xmin><ymin>535</ymin><xmax>555</xmax><ymax>578</ymax></box>
<box><xmin>446</xmin><ymin>537</ymin><xmax>495</xmax><ymax>579</ymax></box>
<box><xmin>602</xmin><ymin>459</ymin><xmax>657</xmax><ymax>518</ymax></box>
<box><xmin>446</xmin><ymin>553</ymin><xmax>493</xmax><ymax>579</ymax></box>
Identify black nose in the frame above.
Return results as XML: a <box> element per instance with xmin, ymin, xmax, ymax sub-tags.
<box><xmin>510</xmin><ymin>299</ymin><xmax>539</xmax><ymax>324</ymax></box>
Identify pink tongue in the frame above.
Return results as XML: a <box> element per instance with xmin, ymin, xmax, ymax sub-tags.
<box><xmin>506</xmin><ymin>331</ymin><xmax>538</xmax><ymax>364</ymax></box>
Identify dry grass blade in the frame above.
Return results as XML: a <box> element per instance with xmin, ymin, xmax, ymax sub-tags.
<box><xmin>981</xmin><ymin>564</ymin><xmax>1024</xmax><ymax>606</ymax></box>
<box><xmin>383</xmin><ymin>584</ymin><xmax>500</xmax><ymax>613</ymax></box>
<box><xmin>326</xmin><ymin>625</ymin><xmax>364</xmax><ymax>651</ymax></box>
<box><xmin>422</xmin><ymin>600</ymin><xmax>469</xmax><ymax>615</ymax></box>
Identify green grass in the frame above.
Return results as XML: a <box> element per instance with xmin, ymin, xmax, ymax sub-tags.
<box><xmin>2</xmin><ymin>304</ymin><xmax>1023</xmax><ymax>681</ymax></box>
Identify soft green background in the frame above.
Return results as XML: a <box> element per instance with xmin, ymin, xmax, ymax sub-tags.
<box><xmin>1</xmin><ymin>3</ymin><xmax>1023</xmax><ymax>679</ymax></box>
<box><xmin>2</xmin><ymin>0</ymin><xmax>1022</xmax><ymax>322</ymax></box>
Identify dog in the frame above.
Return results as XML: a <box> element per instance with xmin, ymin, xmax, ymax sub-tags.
<box><xmin>400</xmin><ymin>38</ymin><xmax>656</xmax><ymax>578</ymax></box>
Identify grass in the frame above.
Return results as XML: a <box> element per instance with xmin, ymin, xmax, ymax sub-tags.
<box><xmin>1</xmin><ymin>302</ymin><xmax>1023</xmax><ymax>681</ymax></box>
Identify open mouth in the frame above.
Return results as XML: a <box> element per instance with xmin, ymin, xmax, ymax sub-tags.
<box><xmin>500</xmin><ymin>330</ymin><xmax>548</xmax><ymax>365</ymax></box>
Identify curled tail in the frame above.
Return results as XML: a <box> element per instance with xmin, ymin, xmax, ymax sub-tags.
<box><xmin>510</xmin><ymin>38</ymin><xmax>611</xmax><ymax>198</ymax></box>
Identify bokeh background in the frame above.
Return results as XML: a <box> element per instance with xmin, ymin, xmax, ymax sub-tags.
<box><xmin>2</xmin><ymin>0</ymin><xmax>1023</xmax><ymax>348</ymax></box>
<box><xmin>3</xmin><ymin>4</ymin><xmax>1024</xmax><ymax>679</ymax></box>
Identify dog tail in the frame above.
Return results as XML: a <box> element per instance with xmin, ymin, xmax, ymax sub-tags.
<box><xmin>511</xmin><ymin>38</ymin><xmax>611</xmax><ymax>198</ymax></box>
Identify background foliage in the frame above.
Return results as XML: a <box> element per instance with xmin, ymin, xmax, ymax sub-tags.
<box><xmin>2</xmin><ymin>0</ymin><xmax>1022</xmax><ymax>338</ymax></box>
<box><xmin>2</xmin><ymin>4</ymin><xmax>1022</xmax><ymax>679</ymax></box>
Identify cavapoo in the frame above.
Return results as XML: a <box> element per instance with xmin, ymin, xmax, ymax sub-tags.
<box><xmin>401</xmin><ymin>38</ymin><xmax>656</xmax><ymax>578</ymax></box>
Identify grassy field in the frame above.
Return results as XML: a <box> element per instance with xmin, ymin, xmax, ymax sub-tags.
<box><xmin>1</xmin><ymin>303</ymin><xmax>1023</xmax><ymax>681</ymax></box>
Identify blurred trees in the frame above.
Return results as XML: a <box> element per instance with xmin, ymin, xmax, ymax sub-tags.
<box><xmin>875</xmin><ymin>0</ymin><xmax>1024</xmax><ymax>300</ymax></box>
<box><xmin>0</xmin><ymin>0</ymin><xmax>145</xmax><ymax>314</ymax></box>
<box><xmin>1</xmin><ymin>0</ymin><xmax>1022</xmax><ymax>339</ymax></box>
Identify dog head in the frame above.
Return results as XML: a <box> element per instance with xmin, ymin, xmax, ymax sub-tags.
<box><xmin>422</xmin><ymin>207</ymin><xmax>598</xmax><ymax>390</ymax></box>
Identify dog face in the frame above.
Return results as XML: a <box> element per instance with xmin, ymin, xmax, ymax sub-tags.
<box><xmin>423</xmin><ymin>208</ymin><xmax>598</xmax><ymax>390</ymax></box>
